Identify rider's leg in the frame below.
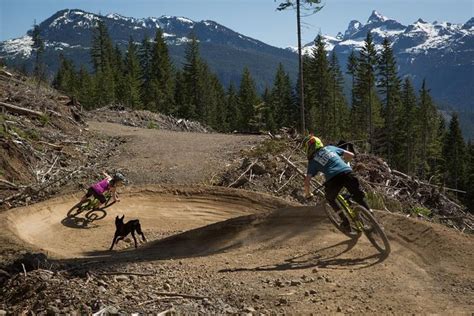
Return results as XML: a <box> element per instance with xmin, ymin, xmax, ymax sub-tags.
<box><xmin>344</xmin><ymin>173</ymin><xmax>371</xmax><ymax>211</ymax></box>
<box><xmin>80</xmin><ymin>188</ymin><xmax>95</xmax><ymax>203</ymax></box>
<box><xmin>325</xmin><ymin>176</ymin><xmax>350</xmax><ymax>227</ymax></box>
<box><xmin>92</xmin><ymin>192</ymin><xmax>107</xmax><ymax>210</ymax></box>
<box><xmin>324</xmin><ymin>179</ymin><xmax>343</xmax><ymax>211</ymax></box>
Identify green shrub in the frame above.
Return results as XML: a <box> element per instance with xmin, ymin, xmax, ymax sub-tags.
<box><xmin>411</xmin><ymin>206</ymin><xmax>432</xmax><ymax>217</ymax></box>
<box><xmin>247</xmin><ymin>139</ymin><xmax>287</xmax><ymax>158</ymax></box>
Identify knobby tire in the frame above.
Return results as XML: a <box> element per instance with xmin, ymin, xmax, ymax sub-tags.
<box><xmin>354</xmin><ymin>205</ymin><xmax>391</xmax><ymax>256</ymax></box>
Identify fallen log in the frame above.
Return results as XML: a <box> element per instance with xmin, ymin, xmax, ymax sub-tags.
<box><xmin>392</xmin><ymin>169</ymin><xmax>466</xmax><ymax>194</ymax></box>
<box><xmin>228</xmin><ymin>159</ymin><xmax>258</xmax><ymax>188</ymax></box>
<box><xmin>0</xmin><ymin>101</ymin><xmax>44</xmax><ymax>118</ymax></box>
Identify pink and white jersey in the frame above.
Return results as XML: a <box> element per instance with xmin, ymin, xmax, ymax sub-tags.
<box><xmin>91</xmin><ymin>178</ymin><xmax>110</xmax><ymax>195</ymax></box>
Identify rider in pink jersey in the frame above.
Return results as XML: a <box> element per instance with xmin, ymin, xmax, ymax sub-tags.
<box><xmin>78</xmin><ymin>172</ymin><xmax>126</xmax><ymax>209</ymax></box>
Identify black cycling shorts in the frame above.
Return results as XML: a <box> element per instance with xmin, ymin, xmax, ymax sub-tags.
<box><xmin>86</xmin><ymin>187</ymin><xmax>107</xmax><ymax>204</ymax></box>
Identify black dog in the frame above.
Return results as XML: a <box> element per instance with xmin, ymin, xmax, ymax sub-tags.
<box><xmin>110</xmin><ymin>215</ymin><xmax>147</xmax><ymax>250</ymax></box>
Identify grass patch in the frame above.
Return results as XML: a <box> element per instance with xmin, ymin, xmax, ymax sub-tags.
<box><xmin>39</xmin><ymin>114</ymin><xmax>50</xmax><ymax>126</ymax></box>
<box><xmin>366</xmin><ymin>191</ymin><xmax>386</xmax><ymax>210</ymax></box>
<box><xmin>25</xmin><ymin>128</ymin><xmax>40</xmax><ymax>141</ymax></box>
<box><xmin>147</xmin><ymin>121</ymin><xmax>159</xmax><ymax>129</ymax></box>
<box><xmin>0</xmin><ymin>115</ymin><xmax>5</xmax><ymax>137</ymax></box>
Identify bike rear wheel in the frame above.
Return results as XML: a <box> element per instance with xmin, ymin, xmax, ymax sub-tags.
<box><xmin>324</xmin><ymin>200</ymin><xmax>361</xmax><ymax>239</ymax></box>
<box><xmin>353</xmin><ymin>205</ymin><xmax>391</xmax><ymax>256</ymax></box>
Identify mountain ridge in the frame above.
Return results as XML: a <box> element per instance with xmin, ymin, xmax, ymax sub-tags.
<box><xmin>0</xmin><ymin>9</ymin><xmax>472</xmax><ymax>138</ymax></box>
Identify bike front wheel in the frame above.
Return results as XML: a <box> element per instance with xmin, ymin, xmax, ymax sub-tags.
<box><xmin>85</xmin><ymin>209</ymin><xmax>107</xmax><ymax>221</ymax></box>
<box><xmin>353</xmin><ymin>205</ymin><xmax>391</xmax><ymax>256</ymax></box>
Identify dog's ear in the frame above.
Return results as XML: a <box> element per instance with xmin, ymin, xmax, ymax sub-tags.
<box><xmin>120</xmin><ymin>214</ymin><xmax>125</xmax><ymax>221</ymax></box>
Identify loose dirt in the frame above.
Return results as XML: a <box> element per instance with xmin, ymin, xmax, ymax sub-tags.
<box><xmin>0</xmin><ymin>121</ymin><xmax>472</xmax><ymax>314</ymax></box>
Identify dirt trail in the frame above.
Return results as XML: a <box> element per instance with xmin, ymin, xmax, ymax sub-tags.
<box><xmin>87</xmin><ymin>121</ymin><xmax>263</xmax><ymax>185</ymax></box>
<box><xmin>1</xmin><ymin>122</ymin><xmax>472</xmax><ymax>314</ymax></box>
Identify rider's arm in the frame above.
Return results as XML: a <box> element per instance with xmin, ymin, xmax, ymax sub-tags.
<box><xmin>110</xmin><ymin>186</ymin><xmax>120</xmax><ymax>202</ymax></box>
<box><xmin>102</xmin><ymin>171</ymin><xmax>112</xmax><ymax>181</ymax></box>
<box><xmin>304</xmin><ymin>175</ymin><xmax>311</xmax><ymax>197</ymax></box>
<box><xmin>342</xmin><ymin>149</ymin><xmax>354</xmax><ymax>162</ymax></box>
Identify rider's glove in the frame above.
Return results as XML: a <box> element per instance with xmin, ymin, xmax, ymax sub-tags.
<box><xmin>305</xmin><ymin>192</ymin><xmax>314</xmax><ymax>199</ymax></box>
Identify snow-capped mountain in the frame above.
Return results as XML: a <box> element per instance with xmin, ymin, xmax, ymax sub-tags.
<box><xmin>1</xmin><ymin>9</ymin><xmax>472</xmax><ymax>128</ymax></box>
<box><xmin>0</xmin><ymin>9</ymin><xmax>298</xmax><ymax>92</ymax></box>
<box><xmin>301</xmin><ymin>10</ymin><xmax>473</xmax><ymax>114</ymax></box>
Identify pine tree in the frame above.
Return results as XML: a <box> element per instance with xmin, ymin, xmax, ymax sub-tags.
<box><xmin>262</xmin><ymin>87</ymin><xmax>277</xmax><ymax>132</ymax></box>
<box><xmin>301</xmin><ymin>54</ymin><xmax>313</xmax><ymax>131</ymax></box>
<box><xmin>139</xmin><ymin>36</ymin><xmax>154</xmax><ymax>110</ymax></box>
<box><xmin>395</xmin><ymin>78</ymin><xmax>419</xmax><ymax>174</ymax></box>
<box><xmin>91</xmin><ymin>20</ymin><xmax>114</xmax><ymax>73</ymax></box>
<box><xmin>200</xmin><ymin>65</ymin><xmax>221</xmax><ymax>128</ymax></box>
<box><xmin>77</xmin><ymin>65</ymin><xmax>95</xmax><ymax>109</ymax></box>
<box><xmin>226</xmin><ymin>83</ymin><xmax>240</xmax><ymax>132</ymax></box>
<box><xmin>328</xmin><ymin>52</ymin><xmax>349</xmax><ymax>140</ymax></box>
<box><xmin>418</xmin><ymin>79</ymin><xmax>440</xmax><ymax>178</ymax></box>
<box><xmin>465</xmin><ymin>141</ymin><xmax>474</xmax><ymax>212</ymax></box>
<box><xmin>210</xmin><ymin>74</ymin><xmax>227</xmax><ymax>131</ymax></box>
<box><xmin>150</xmin><ymin>29</ymin><xmax>175</xmax><ymax>114</ymax></box>
<box><xmin>346</xmin><ymin>50</ymin><xmax>358</xmax><ymax>108</ymax></box>
<box><xmin>53</xmin><ymin>55</ymin><xmax>77</xmax><ymax>96</ymax></box>
<box><xmin>431</xmin><ymin>114</ymin><xmax>447</xmax><ymax>181</ymax></box>
<box><xmin>352</xmin><ymin>32</ymin><xmax>383</xmax><ymax>152</ymax></box>
<box><xmin>377</xmin><ymin>37</ymin><xmax>402</xmax><ymax>164</ymax></box>
<box><xmin>238</xmin><ymin>67</ymin><xmax>260</xmax><ymax>131</ymax></box>
<box><xmin>91</xmin><ymin>20</ymin><xmax>115</xmax><ymax>106</ymax></box>
<box><xmin>307</xmin><ymin>35</ymin><xmax>331</xmax><ymax>136</ymax></box>
<box><xmin>112</xmin><ymin>44</ymin><xmax>126</xmax><ymax>105</ymax></box>
<box><xmin>271</xmin><ymin>63</ymin><xmax>294</xmax><ymax>128</ymax></box>
<box><xmin>174</xmin><ymin>70</ymin><xmax>185</xmax><ymax>117</ymax></box>
<box><xmin>123</xmin><ymin>37</ymin><xmax>142</xmax><ymax>109</ymax></box>
<box><xmin>181</xmin><ymin>34</ymin><xmax>202</xmax><ymax>120</ymax></box>
<box><xmin>442</xmin><ymin>113</ymin><xmax>466</xmax><ymax>190</ymax></box>
<box><xmin>31</xmin><ymin>21</ymin><xmax>45</xmax><ymax>84</ymax></box>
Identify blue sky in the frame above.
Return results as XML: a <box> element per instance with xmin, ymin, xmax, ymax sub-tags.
<box><xmin>1</xmin><ymin>0</ymin><xmax>473</xmax><ymax>47</ymax></box>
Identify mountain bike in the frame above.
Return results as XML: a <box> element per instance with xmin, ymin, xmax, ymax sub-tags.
<box><xmin>67</xmin><ymin>192</ymin><xmax>115</xmax><ymax>222</ymax></box>
<box><xmin>315</xmin><ymin>186</ymin><xmax>391</xmax><ymax>256</ymax></box>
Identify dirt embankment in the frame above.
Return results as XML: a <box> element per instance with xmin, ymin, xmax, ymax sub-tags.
<box><xmin>0</xmin><ymin>119</ymin><xmax>472</xmax><ymax>314</ymax></box>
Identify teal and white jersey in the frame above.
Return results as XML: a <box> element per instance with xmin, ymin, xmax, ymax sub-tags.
<box><xmin>306</xmin><ymin>145</ymin><xmax>352</xmax><ymax>181</ymax></box>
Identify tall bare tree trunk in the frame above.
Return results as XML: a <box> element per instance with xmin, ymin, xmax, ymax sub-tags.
<box><xmin>296</xmin><ymin>0</ymin><xmax>305</xmax><ymax>133</ymax></box>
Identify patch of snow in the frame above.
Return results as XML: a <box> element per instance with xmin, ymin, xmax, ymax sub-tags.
<box><xmin>404</xmin><ymin>34</ymin><xmax>453</xmax><ymax>54</ymax></box>
<box><xmin>1</xmin><ymin>35</ymin><xmax>33</xmax><ymax>57</ymax></box>
<box><xmin>176</xmin><ymin>17</ymin><xmax>193</xmax><ymax>24</ymax></box>
<box><xmin>338</xmin><ymin>39</ymin><xmax>366</xmax><ymax>49</ymax></box>
<box><xmin>173</xmin><ymin>37</ymin><xmax>194</xmax><ymax>45</ymax></box>
<box><xmin>370</xmin><ymin>26</ymin><xmax>404</xmax><ymax>38</ymax></box>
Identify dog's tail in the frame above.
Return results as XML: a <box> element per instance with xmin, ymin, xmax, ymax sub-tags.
<box><xmin>136</xmin><ymin>221</ymin><xmax>147</xmax><ymax>242</ymax></box>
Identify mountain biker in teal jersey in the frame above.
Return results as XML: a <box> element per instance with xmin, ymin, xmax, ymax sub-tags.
<box><xmin>303</xmin><ymin>132</ymin><xmax>371</xmax><ymax>228</ymax></box>
<box><xmin>78</xmin><ymin>172</ymin><xmax>127</xmax><ymax>209</ymax></box>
